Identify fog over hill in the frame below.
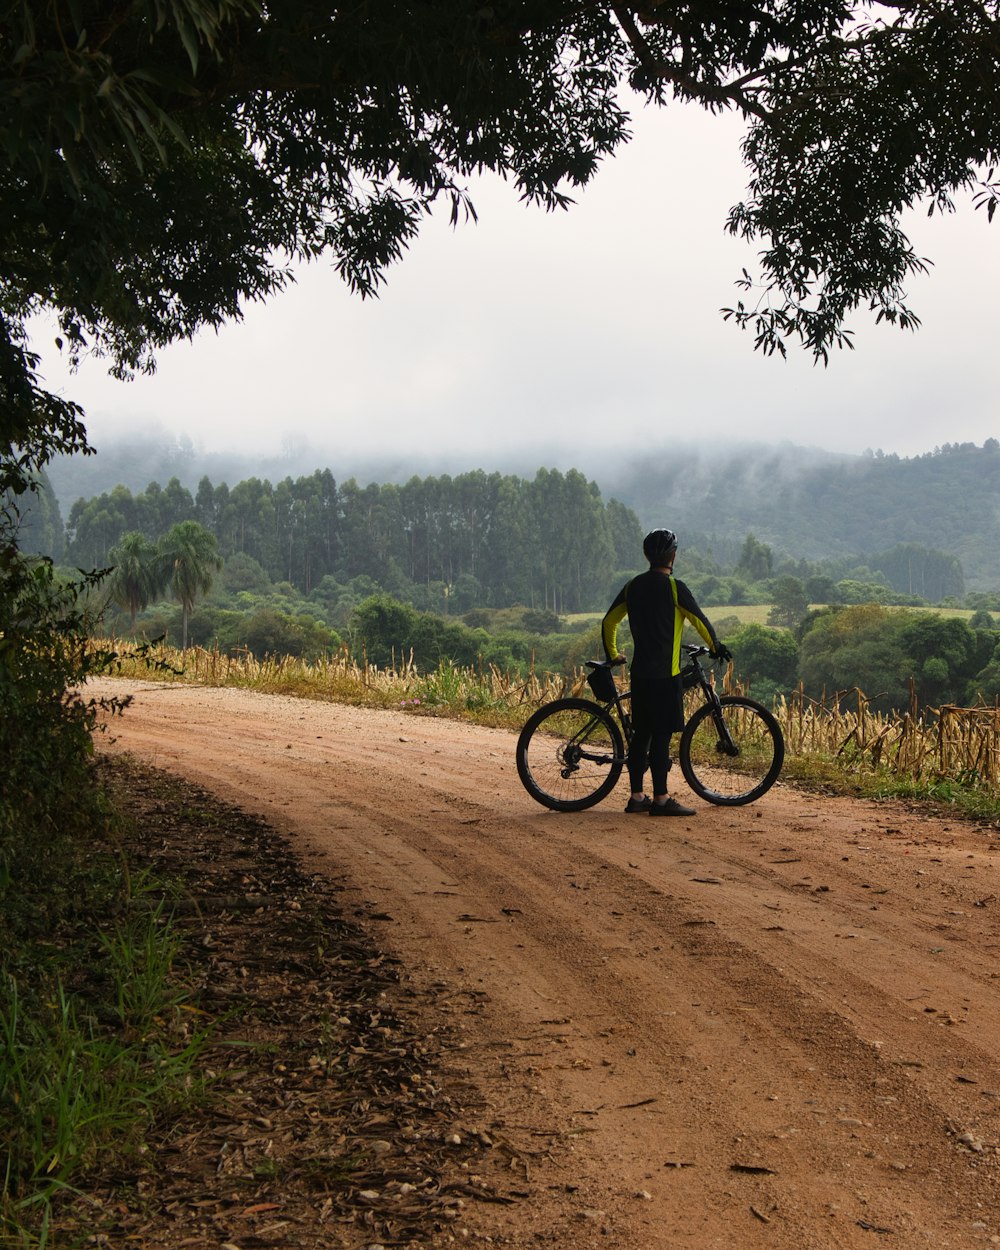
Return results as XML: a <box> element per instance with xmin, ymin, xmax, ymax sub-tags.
<box><xmin>606</xmin><ymin>440</ymin><xmax>1000</xmax><ymax>588</ymax></box>
<box><xmin>45</xmin><ymin>432</ymin><xmax>1000</xmax><ymax>589</ymax></box>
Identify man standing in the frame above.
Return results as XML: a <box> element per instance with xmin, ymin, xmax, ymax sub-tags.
<box><xmin>602</xmin><ymin>529</ymin><xmax>731</xmax><ymax>816</ymax></box>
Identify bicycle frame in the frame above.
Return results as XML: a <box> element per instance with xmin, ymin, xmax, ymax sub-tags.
<box><xmin>589</xmin><ymin>644</ymin><xmax>731</xmax><ymax>762</ymax></box>
<box><xmin>519</xmin><ymin>644</ymin><xmax>782</xmax><ymax>810</ymax></box>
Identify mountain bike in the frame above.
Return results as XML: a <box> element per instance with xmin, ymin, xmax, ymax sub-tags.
<box><xmin>516</xmin><ymin>644</ymin><xmax>784</xmax><ymax>812</ymax></box>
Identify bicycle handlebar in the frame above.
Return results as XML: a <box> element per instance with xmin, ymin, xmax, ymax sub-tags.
<box><xmin>590</xmin><ymin>644</ymin><xmax>723</xmax><ymax>671</ymax></box>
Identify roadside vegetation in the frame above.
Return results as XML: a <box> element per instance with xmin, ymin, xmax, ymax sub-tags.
<box><xmin>104</xmin><ymin>632</ymin><xmax>1000</xmax><ymax>825</ymax></box>
<box><xmin>0</xmin><ymin>583</ymin><xmax>204</xmax><ymax>1249</ymax></box>
<box><xmin>1</xmin><ymin>429</ymin><xmax>207</xmax><ymax>1246</ymax></box>
<box><xmin>1</xmin><ymin>845</ymin><xmax>210</xmax><ymax>1247</ymax></box>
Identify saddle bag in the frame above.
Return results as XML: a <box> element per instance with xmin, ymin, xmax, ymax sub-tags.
<box><xmin>586</xmin><ymin>664</ymin><xmax>618</xmax><ymax>703</ymax></box>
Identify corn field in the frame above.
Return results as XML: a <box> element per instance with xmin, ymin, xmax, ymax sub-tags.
<box><xmin>98</xmin><ymin>641</ymin><xmax>1000</xmax><ymax>802</ymax></box>
<box><xmin>101</xmin><ymin>640</ymin><xmax>570</xmax><ymax>723</ymax></box>
<box><xmin>773</xmin><ymin>685</ymin><xmax>1000</xmax><ymax>795</ymax></box>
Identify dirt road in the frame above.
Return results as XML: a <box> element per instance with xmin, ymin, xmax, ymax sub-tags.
<box><xmin>91</xmin><ymin>679</ymin><xmax>1000</xmax><ymax>1249</ymax></box>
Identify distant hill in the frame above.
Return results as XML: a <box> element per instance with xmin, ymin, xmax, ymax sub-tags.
<box><xmin>601</xmin><ymin>440</ymin><xmax>1000</xmax><ymax>590</ymax></box>
<box><xmin>46</xmin><ymin>435</ymin><xmax>1000</xmax><ymax>590</ymax></box>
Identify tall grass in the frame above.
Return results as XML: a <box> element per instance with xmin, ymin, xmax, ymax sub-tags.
<box><xmin>772</xmin><ymin>684</ymin><xmax>1000</xmax><ymax>809</ymax></box>
<box><xmin>97</xmin><ymin>640</ymin><xmax>1000</xmax><ymax>815</ymax></box>
<box><xmin>101</xmin><ymin>640</ymin><xmax>569</xmax><ymax>728</ymax></box>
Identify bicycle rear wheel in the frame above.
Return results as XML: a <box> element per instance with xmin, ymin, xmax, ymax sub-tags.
<box><xmin>516</xmin><ymin>698</ymin><xmax>624</xmax><ymax>812</ymax></box>
<box><xmin>679</xmin><ymin>696</ymin><xmax>784</xmax><ymax>806</ymax></box>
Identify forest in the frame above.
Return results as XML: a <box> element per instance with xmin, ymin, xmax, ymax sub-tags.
<box><xmin>50</xmin><ymin>468</ymin><xmax>642</xmax><ymax>616</ymax></box>
<box><xmin>24</xmin><ymin>451</ymin><xmax>988</xmax><ymax>617</ymax></box>
<box><xmin>12</xmin><ymin>450</ymin><xmax>1000</xmax><ymax>716</ymax></box>
<box><xmin>607</xmin><ymin>439</ymin><xmax>1000</xmax><ymax>589</ymax></box>
<box><xmin>41</xmin><ymin>434</ymin><xmax>1000</xmax><ymax>587</ymax></box>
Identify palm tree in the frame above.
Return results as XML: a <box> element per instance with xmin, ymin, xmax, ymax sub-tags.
<box><xmin>158</xmin><ymin>521</ymin><xmax>223</xmax><ymax>650</ymax></box>
<box><xmin>106</xmin><ymin>531</ymin><xmax>163</xmax><ymax>633</ymax></box>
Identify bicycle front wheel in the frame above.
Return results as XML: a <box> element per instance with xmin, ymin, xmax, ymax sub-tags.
<box><xmin>679</xmin><ymin>696</ymin><xmax>784</xmax><ymax>806</ymax></box>
<box><xmin>516</xmin><ymin>698</ymin><xmax>624</xmax><ymax>812</ymax></box>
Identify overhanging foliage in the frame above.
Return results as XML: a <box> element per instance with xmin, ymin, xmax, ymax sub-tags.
<box><xmin>4</xmin><ymin>1</ymin><xmax>1000</xmax><ymax>444</ymax></box>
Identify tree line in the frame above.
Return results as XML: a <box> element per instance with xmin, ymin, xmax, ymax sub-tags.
<box><xmin>682</xmin><ymin>533</ymin><xmax>968</xmax><ymax>616</ymax></box>
<box><xmin>44</xmin><ymin>436</ymin><xmax>1000</xmax><ymax>598</ymax></box>
<box><xmin>725</xmin><ymin>605</ymin><xmax>1000</xmax><ymax>714</ymax></box>
<box><xmin>63</xmin><ymin>468</ymin><xmax>644</xmax><ymax>615</ymax></box>
<box><xmin>44</xmin><ymin>461</ymin><xmax>986</xmax><ymax>627</ymax></box>
<box><xmin>38</xmin><ymin>458</ymin><xmax>1000</xmax><ymax>711</ymax></box>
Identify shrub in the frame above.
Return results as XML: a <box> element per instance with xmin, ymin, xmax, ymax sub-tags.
<box><xmin>727</xmin><ymin>622</ymin><xmax>800</xmax><ymax>691</ymax></box>
<box><xmin>0</xmin><ymin>551</ymin><xmax>119</xmax><ymax>864</ymax></box>
<box><xmin>239</xmin><ymin>607</ymin><xmax>339</xmax><ymax>660</ymax></box>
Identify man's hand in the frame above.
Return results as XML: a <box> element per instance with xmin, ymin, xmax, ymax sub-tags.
<box><xmin>713</xmin><ymin>644</ymin><xmax>733</xmax><ymax>665</ymax></box>
<box><xmin>611</xmin><ymin>654</ymin><xmax>627</xmax><ymax>666</ymax></box>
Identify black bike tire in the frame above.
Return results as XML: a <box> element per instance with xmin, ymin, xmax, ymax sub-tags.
<box><xmin>516</xmin><ymin>698</ymin><xmax>625</xmax><ymax>813</ymax></box>
<box><xmin>678</xmin><ymin>696</ymin><xmax>784</xmax><ymax>807</ymax></box>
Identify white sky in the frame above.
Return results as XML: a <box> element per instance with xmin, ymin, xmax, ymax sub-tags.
<box><xmin>30</xmin><ymin>100</ymin><xmax>1000</xmax><ymax>467</ymax></box>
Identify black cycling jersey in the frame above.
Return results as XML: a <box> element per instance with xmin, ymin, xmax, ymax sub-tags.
<box><xmin>602</xmin><ymin>570</ymin><xmax>717</xmax><ymax>679</ymax></box>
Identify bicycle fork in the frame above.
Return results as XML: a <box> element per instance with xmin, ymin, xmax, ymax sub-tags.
<box><xmin>707</xmin><ymin>693</ymin><xmax>740</xmax><ymax>757</ymax></box>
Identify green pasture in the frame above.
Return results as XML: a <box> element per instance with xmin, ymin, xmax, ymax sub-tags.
<box><xmin>565</xmin><ymin>604</ymin><xmax>978</xmax><ymax>630</ymax></box>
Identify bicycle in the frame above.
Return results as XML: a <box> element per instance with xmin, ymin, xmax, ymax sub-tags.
<box><xmin>516</xmin><ymin>644</ymin><xmax>784</xmax><ymax>812</ymax></box>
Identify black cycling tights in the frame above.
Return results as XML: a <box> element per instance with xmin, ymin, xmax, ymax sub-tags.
<box><xmin>628</xmin><ymin>730</ymin><xmax>672</xmax><ymax>796</ymax></box>
<box><xmin>627</xmin><ymin>676</ymin><xmax>683</xmax><ymax>797</ymax></box>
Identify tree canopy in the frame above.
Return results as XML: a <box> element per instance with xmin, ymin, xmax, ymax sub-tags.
<box><xmin>159</xmin><ymin>520</ymin><xmax>223</xmax><ymax>649</ymax></box>
<box><xmin>5</xmin><ymin>1</ymin><xmax>1000</xmax><ymax>453</ymax></box>
<box><xmin>62</xmin><ymin>467</ymin><xmax>641</xmax><ymax>614</ymax></box>
<box><xmin>796</xmin><ymin>603</ymin><xmax>999</xmax><ymax>711</ymax></box>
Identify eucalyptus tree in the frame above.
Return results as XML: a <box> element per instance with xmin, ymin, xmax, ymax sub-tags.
<box><xmin>767</xmin><ymin>576</ymin><xmax>812</xmax><ymax>630</ymax></box>
<box><xmin>158</xmin><ymin>521</ymin><xmax>223</xmax><ymax>650</ymax></box>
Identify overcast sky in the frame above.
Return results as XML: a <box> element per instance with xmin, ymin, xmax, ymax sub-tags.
<box><xmin>31</xmin><ymin>100</ymin><xmax>1000</xmax><ymax>469</ymax></box>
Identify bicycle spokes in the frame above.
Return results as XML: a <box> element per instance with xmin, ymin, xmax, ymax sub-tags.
<box><xmin>679</xmin><ymin>696</ymin><xmax>784</xmax><ymax>806</ymax></box>
<box><xmin>516</xmin><ymin>698</ymin><xmax>626</xmax><ymax>812</ymax></box>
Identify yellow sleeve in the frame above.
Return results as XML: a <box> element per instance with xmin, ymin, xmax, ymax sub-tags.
<box><xmin>674</xmin><ymin>578</ymin><xmax>718</xmax><ymax>649</ymax></box>
<box><xmin>602</xmin><ymin>586</ymin><xmax>629</xmax><ymax>660</ymax></box>
<box><xmin>679</xmin><ymin>606</ymin><xmax>715</xmax><ymax>648</ymax></box>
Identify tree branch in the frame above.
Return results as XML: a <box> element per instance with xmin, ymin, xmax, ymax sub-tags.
<box><xmin>610</xmin><ymin>3</ymin><xmax>770</xmax><ymax>117</ymax></box>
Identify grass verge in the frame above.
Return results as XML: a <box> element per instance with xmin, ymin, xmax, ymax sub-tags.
<box><xmin>0</xmin><ymin>818</ymin><xmax>209</xmax><ymax>1248</ymax></box>
<box><xmin>776</xmin><ymin>749</ymin><xmax>1000</xmax><ymax>824</ymax></box>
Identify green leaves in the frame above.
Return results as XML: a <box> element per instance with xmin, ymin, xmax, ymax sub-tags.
<box><xmin>106</xmin><ymin>532</ymin><xmax>163</xmax><ymax>629</ymax></box>
<box><xmin>157</xmin><ymin>520</ymin><xmax>223</xmax><ymax>647</ymax></box>
<box><xmin>3</xmin><ymin>0</ymin><xmax>1000</xmax><ymax>456</ymax></box>
<box><xmin>721</xmin><ymin>3</ymin><xmax>1000</xmax><ymax>359</ymax></box>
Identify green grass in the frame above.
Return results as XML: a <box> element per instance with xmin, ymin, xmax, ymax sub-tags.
<box><xmin>565</xmin><ymin>605</ymin><xmax>781</xmax><ymax>625</ymax></box>
<box><xmin>770</xmin><ymin>743</ymin><xmax>1000</xmax><ymax>823</ymax></box>
<box><xmin>1</xmin><ymin>848</ymin><xmax>210</xmax><ymax>1248</ymax></box>
<box><xmin>708</xmin><ymin>604</ymin><xmax>978</xmax><ymax>626</ymax></box>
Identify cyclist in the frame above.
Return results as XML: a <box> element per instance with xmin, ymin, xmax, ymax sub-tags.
<box><xmin>602</xmin><ymin>528</ymin><xmax>731</xmax><ymax>816</ymax></box>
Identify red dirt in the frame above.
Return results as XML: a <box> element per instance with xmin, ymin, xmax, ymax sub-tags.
<box><xmin>90</xmin><ymin>678</ymin><xmax>1000</xmax><ymax>1249</ymax></box>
